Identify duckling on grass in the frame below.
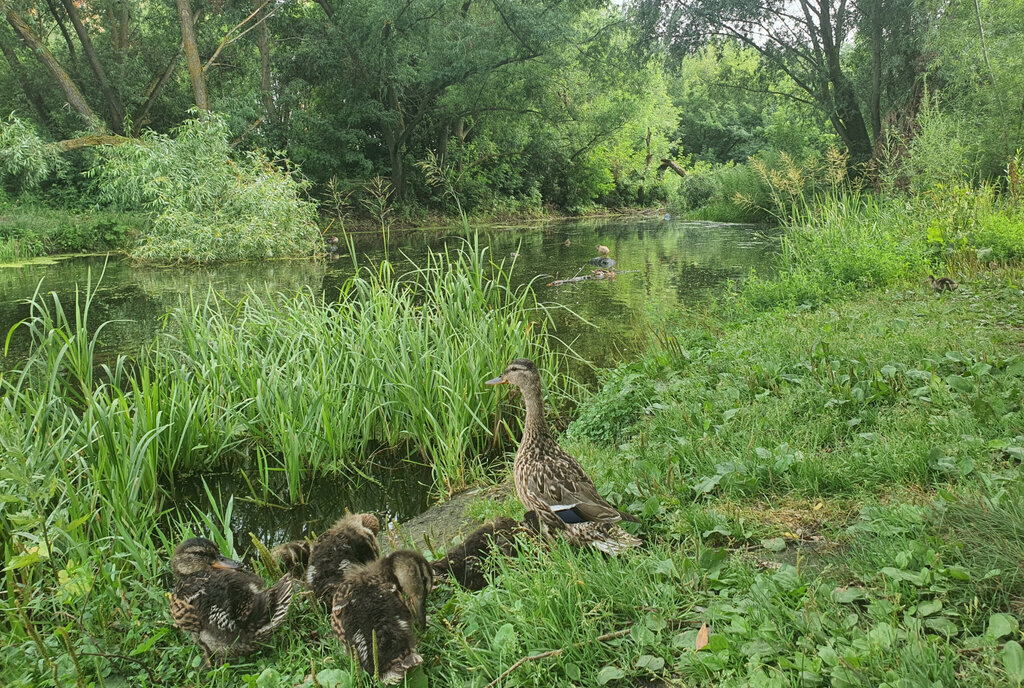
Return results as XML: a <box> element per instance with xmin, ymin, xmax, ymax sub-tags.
<box><xmin>431</xmin><ymin>512</ymin><xmax>544</xmax><ymax>590</ymax></box>
<box><xmin>169</xmin><ymin>537</ymin><xmax>295</xmax><ymax>667</ymax></box>
<box><xmin>331</xmin><ymin>550</ymin><xmax>433</xmax><ymax>684</ymax></box>
<box><xmin>928</xmin><ymin>274</ymin><xmax>958</xmax><ymax>292</ymax></box>
<box><xmin>487</xmin><ymin>359</ymin><xmax>642</xmax><ymax>554</ymax></box>
<box><xmin>306</xmin><ymin>513</ymin><xmax>381</xmax><ymax>605</ymax></box>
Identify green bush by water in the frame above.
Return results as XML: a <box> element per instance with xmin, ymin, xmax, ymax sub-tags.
<box><xmin>95</xmin><ymin>113</ymin><xmax>321</xmax><ymax>263</ymax></box>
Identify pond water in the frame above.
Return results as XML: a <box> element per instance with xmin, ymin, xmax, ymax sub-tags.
<box><xmin>0</xmin><ymin>216</ymin><xmax>778</xmax><ymax>546</ymax></box>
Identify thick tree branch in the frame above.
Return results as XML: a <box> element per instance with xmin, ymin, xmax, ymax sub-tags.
<box><xmin>2</xmin><ymin>0</ymin><xmax>105</xmax><ymax>132</ymax></box>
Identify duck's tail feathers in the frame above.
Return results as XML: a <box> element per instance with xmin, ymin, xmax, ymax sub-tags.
<box><xmin>380</xmin><ymin>651</ymin><xmax>423</xmax><ymax>684</ymax></box>
<box><xmin>257</xmin><ymin>574</ymin><xmax>296</xmax><ymax>638</ymax></box>
<box><xmin>570</xmin><ymin>523</ymin><xmax>642</xmax><ymax>555</ymax></box>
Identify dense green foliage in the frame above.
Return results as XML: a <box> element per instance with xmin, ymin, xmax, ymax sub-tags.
<box><xmin>96</xmin><ymin>115</ymin><xmax>321</xmax><ymax>263</ymax></box>
<box><xmin>1</xmin><ymin>0</ymin><xmax>1022</xmax><ymax>249</ymax></box>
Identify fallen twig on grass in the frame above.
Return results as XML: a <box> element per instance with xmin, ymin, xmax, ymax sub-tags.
<box><xmin>483</xmin><ymin>628</ymin><xmax>632</xmax><ymax>688</ymax></box>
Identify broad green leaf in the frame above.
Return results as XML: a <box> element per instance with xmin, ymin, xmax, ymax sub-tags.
<box><xmin>1002</xmin><ymin>641</ymin><xmax>1024</xmax><ymax>684</ymax></box>
<box><xmin>989</xmin><ymin>613</ymin><xmax>1019</xmax><ymax>640</ymax></box>
<box><xmin>596</xmin><ymin>665</ymin><xmax>625</xmax><ymax>685</ymax></box>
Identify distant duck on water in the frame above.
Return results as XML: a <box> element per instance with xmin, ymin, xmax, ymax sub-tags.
<box><xmin>486</xmin><ymin>359</ymin><xmax>642</xmax><ymax>554</ymax></box>
<box><xmin>169</xmin><ymin>537</ymin><xmax>295</xmax><ymax>666</ymax></box>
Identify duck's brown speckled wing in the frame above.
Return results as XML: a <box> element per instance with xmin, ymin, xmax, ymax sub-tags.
<box><xmin>521</xmin><ymin>443</ymin><xmax>633</xmax><ymax>523</ymax></box>
<box><xmin>169</xmin><ymin>575</ymin><xmax>207</xmax><ymax>634</ymax></box>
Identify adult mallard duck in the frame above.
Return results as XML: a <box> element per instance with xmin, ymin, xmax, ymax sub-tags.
<box><xmin>431</xmin><ymin>512</ymin><xmax>543</xmax><ymax>590</ymax></box>
<box><xmin>305</xmin><ymin>513</ymin><xmax>381</xmax><ymax>605</ymax></box>
<box><xmin>487</xmin><ymin>359</ymin><xmax>641</xmax><ymax>554</ymax></box>
<box><xmin>331</xmin><ymin>550</ymin><xmax>433</xmax><ymax>684</ymax></box>
<box><xmin>169</xmin><ymin>537</ymin><xmax>295</xmax><ymax>666</ymax></box>
<box><xmin>928</xmin><ymin>274</ymin><xmax>958</xmax><ymax>292</ymax></box>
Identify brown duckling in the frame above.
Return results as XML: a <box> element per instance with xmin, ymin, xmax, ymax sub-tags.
<box><xmin>431</xmin><ymin>512</ymin><xmax>543</xmax><ymax>590</ymax></box>
<box><xmin>307</xmin><ymin>513</ymin><xmax>381</xmax><ymax>605</ymax></box>
<box><xmin>169</xmin><ymin>537</ymin><xmax>295</xmax><ymax>666</ymax></box>
<box><xmin>563</xmin><ymin>238</ymin><xmax>572</xmax><ymax>247</ymax></box>
<box><xmin>331</xmin><ymin>550</ymin><xmax>433</xmax><ymax>684</ymax></box>
<box><xmin>928</xmin><ymin>274</ymin><xmax>958</xmax><ymax>292</ymax></box>
<box><xmin>595</xmin><ymin>244</ymin><xmax>610</xmax><ymax>257</ymax></box>
<box><xmin>487</xmin><ymin>359</ymin><xmax>642</xmax><ymax>554</ymax></box>
<box><xmin>271</xmin><ymin>539</ymin><xmax>311</xmax><ymax>578</ymax></box>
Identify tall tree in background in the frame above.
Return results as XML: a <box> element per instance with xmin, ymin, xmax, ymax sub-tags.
<box><xmin>176</xmin><ymin>0</ymin><xmax>209</xmax><ymax>112</ymax></box>
<box><xmin>638</xmin><ymin>0</ymin><xmax>877</xmax><ymax>165</ymax></box>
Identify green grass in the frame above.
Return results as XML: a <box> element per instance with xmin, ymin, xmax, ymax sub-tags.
<box><xmin>3</xmin><ymin>187</ymin><xmax>1024</xmax><ymax>686</ymax></box>
<box><xmin>0</xmin><ymin>203</ymin><xmax>142</xmax><ymax>259</ymax></box>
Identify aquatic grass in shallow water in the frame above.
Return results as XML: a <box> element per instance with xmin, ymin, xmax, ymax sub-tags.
<box><xmin>157</xmin><ymin>236</ymin><xmax>575</xmax><ymax>495</ymax></box>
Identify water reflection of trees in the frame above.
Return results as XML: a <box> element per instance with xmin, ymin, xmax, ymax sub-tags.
<box><xmin>0</xmin><ymin>220</ymin><xmax>778</xmax><ymax>369</ymax></box>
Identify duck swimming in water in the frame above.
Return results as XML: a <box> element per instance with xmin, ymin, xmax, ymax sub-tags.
<box><xmin>169</xmin><ymin>537</ymin><xmax>295</xmax><ymax>666</ymax></box>
<box><xmin>487</xmin><ymin>359</ymin><xmax>641</xmax><ymax>554</ymax></box>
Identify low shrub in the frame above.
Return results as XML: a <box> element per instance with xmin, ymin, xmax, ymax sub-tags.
<box><xmin>95</xmin><ymin>113</ymin><xmax>321</xmax><ymax>263</ymax></box>
<box><xmin>972</xmin><ymin>211</ymin><xmax>1024</xmax><ymax>260</ymax></box>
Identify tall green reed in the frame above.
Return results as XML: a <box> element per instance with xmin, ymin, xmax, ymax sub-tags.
<box><xmin>159</xmin><ymin>234</ymin><xmax>576</xmax><ymax>496</ymax></box>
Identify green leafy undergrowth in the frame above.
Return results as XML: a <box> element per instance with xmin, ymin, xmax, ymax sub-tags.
<box><xmin>0</xmin><ymin>203</ymin><xmax>141</xmax><ymax>259</ymax></box>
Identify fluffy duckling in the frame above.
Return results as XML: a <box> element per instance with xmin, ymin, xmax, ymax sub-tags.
<box><xmin>271</xmin><ymin>539</ymin><xmax>311</xmax><ymax>578</ymax></box>
<box><xmin>169</xmin><ymin>537</ymin><xmax>295</xmax><ymax>666</ymax></box>
<box><xmin>307</xmin><ymin>513</ymin><xmax>381</xmax><ymax>605</ymax></box>
<box><xmin>928</xmin><ymin>274</ymin><xmax>958</xmax><ymax>292</ymax></box>
<box><xmin>331</xmin><ymin>550</ymin><xmax>433</xmax><ymax>684</ymax></box>
<box><xmin>563</xmin><ymin>238</ymin><xmax>572</xmax><ymax>247</ymax></box>
<box><xmin>431</xmin><ymin>513</ymin><xmax>543</xmax><ymax>590</ymax></box>
<box><xmin>487</xmin><ymin>359</ymin><xmax>642</xmax><ymax>555</ymax></box>
<box><xmin>595</xmin><ymin>244</ymin><xmax>611</xmax><ymax>257</ymax></box>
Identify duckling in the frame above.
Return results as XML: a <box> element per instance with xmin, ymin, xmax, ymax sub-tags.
<box><xmin>431</xmin><ymin>513</ymin><xmax>543</xmax><ymax>590</ymax></box>
<box><xmin>563</xmin><ymin>238</ymin><xmax>572</xmax><ymax>247</ymax></box>
<box><xmin>169</xmin><ymin>537</ymin><xmax>295</xmax><ymax>666</ymax></box>
<box><xmin>331</xmin><ymin>550</ymin><xmax>433</xmax><ymax>684</ymax></box>
<box><xmin>307</xmin><ymin>513</ymin><xmax>380</xmax><ymax>605</ymax></box>
<box><xmin>510</xmin><ymin>251</ymin><xmax>520</xmax><ymax>259</ymax></box>
<box><xmin>595</xmin><ymin>244</ymin><xmax>610</xmax><ymax>257</ymax></box>
<box><xmin>928</xmin><ymin>274</ymin><xmax>958</xmax><ymax>292</ymax></box>
<box><xmin>271</xmin><ymin>539</ymin><xmax>311</xmax><ymax>578</ymax></box>
<box><xmin>487</xmin><ymin>359</ymin><xmax>642</xmax><ymax>554</ymax></box>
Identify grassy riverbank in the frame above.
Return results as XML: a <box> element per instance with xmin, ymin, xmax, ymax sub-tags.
<box><xmin>422</xmin><ymin>264</ymin><xmax>1024</xmax><ymax>688</ymax></box>
<box><xmin>2</xmin><ymin>190</ymin><xmax>1024</xmax><ymax>686</ymax></box>
<box><xmin>0</xmin><ymin>202</ymin><xmax>143</xmax><ymax>260</ymax></box>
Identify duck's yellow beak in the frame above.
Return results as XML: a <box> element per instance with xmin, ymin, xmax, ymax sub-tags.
<box><xmin>212</xmin><ymin>556</ymin><xmax>242</xmax><ymax>570</ymax></box>
<box><xmin>485</xmin><ymin>375</ymin><xmax>507</xmax><ymax>386</ymax></box>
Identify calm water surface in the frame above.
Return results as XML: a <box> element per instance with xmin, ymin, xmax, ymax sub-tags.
<box><xmin>0</xmin><ymin>216</ymin><xmax>778</xmax><ymax>546</ymax></box>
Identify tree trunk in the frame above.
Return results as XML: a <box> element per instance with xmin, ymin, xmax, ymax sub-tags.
<box><xmin>869</xmin><ymin>0</ymin><xmax>882</xmax><ymax>143</ymax></box>
<box><xmin>177</xmin><ymin>0</ymin><xmax>209</xmax><ymax>111</ymax></box>
<box><xmin>658</xmin><ymin>158</ymin><xmax>686</xmax><ymax>178</ymax></box>
<box><xmin>61</xmin><ymin>0</ymin><xmax>124</xmax><ymax>133</ymax></box>
<box><xmin>0</xmin><ymin>28</ymin><xmax>54</xmax><ymax>129</ymax></box>
<box><xmin>816</xmin><ymin>0</ymin><xmax>872</xmax><ymax>166</ymax></box>
<box><xmin>133</xmin><ymin>47</ymin><xmax>183</xmax><ymax>134</ymax></box>
<box><xmin>314</xmin><ymin>0</ymin><xmax>333</xmax><ymax>19</ymax></box>
<box><xmin>255</xmin><ymin>0</ymin><xmax>277</xmax><ymax>123</ymax></box>
<box><xmin>43</xmin><ymin>0</ymin><xmax>78</xmax><ymax>73</ymax></box>
<box><xmin>2</xmin><ymin>1</ymin><xmax>105</xmax><ymax>132</ymax></box>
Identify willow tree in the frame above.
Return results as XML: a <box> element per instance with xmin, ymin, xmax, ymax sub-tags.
<box><xmin>638</xmin><ymin>0</ymin><xmax>877</xmax><ymax>166</ymax></box>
